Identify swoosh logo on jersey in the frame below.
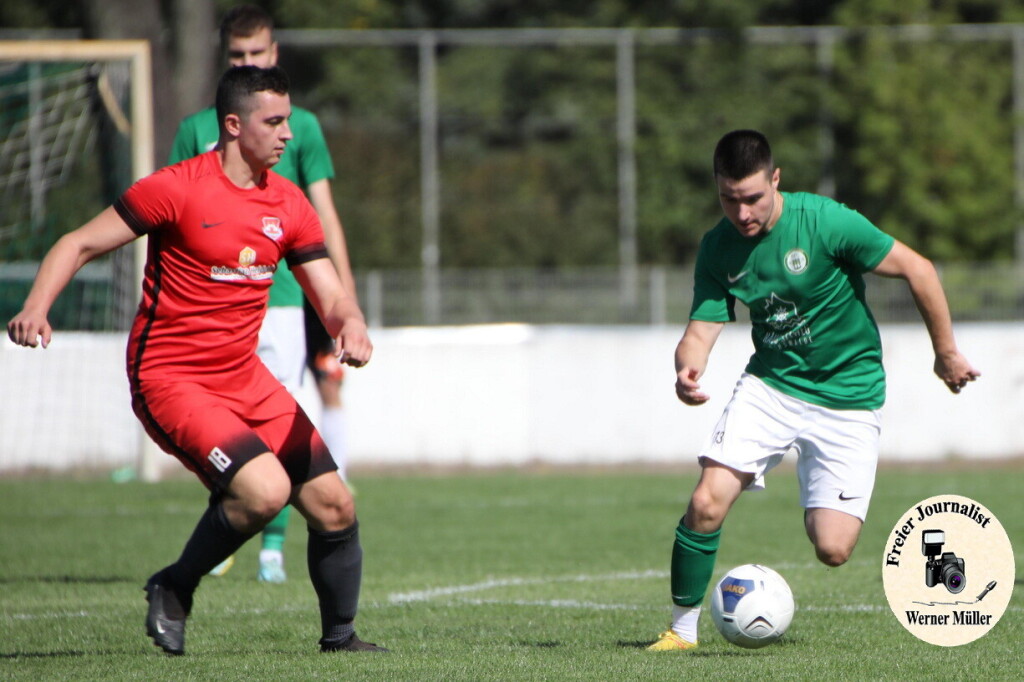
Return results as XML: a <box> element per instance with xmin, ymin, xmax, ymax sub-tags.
<box><xmin>727</xmin><ymin>270</ymin><xmax>749</xmax><ymax>284</ymax></box>
<box><xmin>202</xmin><ymin>221</ymin><xmax>224</xmax><ymax>229</ymax></box>
<box><xmin>838</xmin><ymin>492</ymin><xmax>861</xmax><ymax>501</ymax></box>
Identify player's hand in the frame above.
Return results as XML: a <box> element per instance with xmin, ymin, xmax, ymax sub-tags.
<box><xmin>334</xmin><ymin>319</ymin><xmax>372</xmax><ymax>368</ymax></box>
<box><xmin>933</xmin><ymin>351</ymin><xmax>980</xmax><ymax>394</ymax></box>
<box><xmin>6</xmin><ymin>310</ymin><xmax>51</xmax><ymax>348</ymax></box>
<box><xmin>675</xmin><ymin>367</ymin><xmax>710</xmax><ymax>405</ymax></box>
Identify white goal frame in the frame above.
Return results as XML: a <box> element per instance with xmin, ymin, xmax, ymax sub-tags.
<box><xmin>0</xmin><ymin>40</ymin><xmax>158</xmax><ymax>479</ymax></box>
<box><xmin>0</xmin><ymin>39</ymin><xmax>154</xmax><ymax>190</ymax></box>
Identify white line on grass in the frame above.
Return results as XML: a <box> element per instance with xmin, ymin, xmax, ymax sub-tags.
<box><xmin>444</xmin><ymin>598</ymin><xmax>890</xmax><ymax>613</ymax></box>
<box><xmin>388</xmin><ymin>569</ymin><xmax>666</xmax><ymax>604</ymax></box>
<box><xmin>6</xmin><ymin>610</ymin><xmax>91</xmax><ymax>621</ymax></box>
<box><xmin>453</xmin><ymin>598</ymin><xmax>657</xmax><ymax>611</ymax></box>
<box><xmin>387</xmin><ymin>560</ymin><xmax>876</xmax><ymax>605</ymax></box>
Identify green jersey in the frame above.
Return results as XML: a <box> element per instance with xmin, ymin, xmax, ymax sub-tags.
<box><xmin>167</xmin><ymin>106</ymin><xmax>334</xmax><ymax>307</ymax></box>
<box><xmin>690</xmin><ymin>192</ymin><xmax>895</xmax><ymax>410</ymax></box>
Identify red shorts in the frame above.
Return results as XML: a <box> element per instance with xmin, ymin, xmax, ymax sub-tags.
<box><xmin>131</xmin><ymin>362</ymin><xmax>337</xmax><ymax>490</ymax></box>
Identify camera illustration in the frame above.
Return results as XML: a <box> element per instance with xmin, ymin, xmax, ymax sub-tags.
<box><xmin>922</xmin><ymin>529</ymin><xmax>966</xmax><ymax>594</ymax></box>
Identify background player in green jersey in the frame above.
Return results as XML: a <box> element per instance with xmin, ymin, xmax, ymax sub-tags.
<box><xmin>169</xmin><ymin>5</ymin><xmax>357</xmax><ymax>583</ymax></box>
<box><xmin>648</xmin><ymin>129</ymin><xmax>980</xmax><ymax>651</ymax></box>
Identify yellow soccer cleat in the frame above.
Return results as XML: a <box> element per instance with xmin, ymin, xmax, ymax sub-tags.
<box><xmin>207</xmin><ymin>555</ymin><xmax>235</xmax><ymax>577</ymax></box>
<box><xmin>647</xmin><ymin>630</ymin><xmax>698</xmax><ymax>651</ymax></box>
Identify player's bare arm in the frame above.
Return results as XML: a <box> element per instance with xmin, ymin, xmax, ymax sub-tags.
<box><xmin>7</xmin><ymin>207</ymin><xmax>137</xmax><ymax>348</ymax></box>
<box><xmin>872</xmin><ymin>240</ymin><xmax>980</xmax><ymax>393</ymax></box>
<box><xmin>307</xmin><ymin>178</ymin><xmax>359</xmax><ymax>302</ymax></box>
<box><xmin>674</xmin><ymin>319</ymin><xmax>725</xmax><ymax>405</ymax></box>
<box><xmin>292</xmin><ymin>257</ymin><xmax>371</xmax><ymax>367</ymax></box>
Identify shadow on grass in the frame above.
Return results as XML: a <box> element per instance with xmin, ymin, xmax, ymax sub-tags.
<box><xmin>0</xmin><ymin>575</ymin><xmax>132</xmax><ymax>584</ymax></box>
<box><xmin>617</xmin><ymin>636</ymin><xmax>801</xmax><ymax>655</ymax></box>
<box><xmin>0</xmin><ymin>650</ymin><xmax>91</xmax><ymax>659</ymax></box>
<box><xmin>615</xmin><ymin>640</ymin><xmax>753</xmax><ymax>656</ymax></box>
<box><xmin>517</xmin><ymin>640</ymin><xmax>562</xmax><ymax>648</ymax></box>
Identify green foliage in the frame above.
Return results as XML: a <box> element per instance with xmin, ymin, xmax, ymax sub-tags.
<box><xmin>0</xmin><ymin>0</ymin><xmax>84</xmax><ymax>28</ymax></box>
<box><xmin>832</xmin><ymin>30</ymin><xmax>1018</xmax><ymax>260</ymax></box>
<box><xmin>633</xmin><ymin>39</ymin><xmax>827</xmax><ymax>265</ymax></box>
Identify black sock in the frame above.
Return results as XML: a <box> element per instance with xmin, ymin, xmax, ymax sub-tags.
<box><xmin>308</xmin><ymin>521</ymin><xmax>362</xmax><ymax>646</ymax></box>
<box><xmin>166</xmin><ymin>502</ymin><xmax>254</xmax><ymax>596</ymax></box>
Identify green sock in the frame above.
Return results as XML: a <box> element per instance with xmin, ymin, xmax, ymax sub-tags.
<box><xmin>670</xmin><ymin>520</ymin><xmax>721</xmax><ymax>607</ymax></box>
<box><xmin>262</xmin><ymin>505</ymin><xmax>291</xmax><ymax>552</ymax></box>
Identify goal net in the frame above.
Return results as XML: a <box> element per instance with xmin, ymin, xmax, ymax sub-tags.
<box><xmin>0</xmin><ymin>41</ymin><xmax>155</xmax><ymax>478</ymax></box>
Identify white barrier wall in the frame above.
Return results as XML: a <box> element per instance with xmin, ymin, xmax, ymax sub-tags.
<box><xmin>1</xmin><ymin>323</ymin><xmax>1021</xmax><ymax>473</ymax></box>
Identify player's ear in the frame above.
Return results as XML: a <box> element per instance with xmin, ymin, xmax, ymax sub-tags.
<box><xmin>269</xmin><ymin>41</ymin><xmax>279</xmax><ymax>66</ymax></box>
<box><xmin>771</xmin><ymin>167</ymin><xmax>780</xmax><ymax>189</ymax></box>
<box><xmin>224</xmin><ymin>112</ymin><xmax>243</xmax><ymax>138</ymax></box>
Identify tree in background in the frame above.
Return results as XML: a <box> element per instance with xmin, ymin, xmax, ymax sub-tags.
<box><xmin>2</xmin><ymin>0</ymin><xmax>1022</xmax><ymax>269</ymax></box>
<box><xmin>831</xmin><ymin>0</ymin><xmax>1022</xmax><ymax>261</ymax></box>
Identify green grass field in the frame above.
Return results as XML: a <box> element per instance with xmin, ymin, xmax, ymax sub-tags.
<box><xmin>1</xmin><ymin>465</ymin><xmax>1021</xmax><ymax>681</ymax></box>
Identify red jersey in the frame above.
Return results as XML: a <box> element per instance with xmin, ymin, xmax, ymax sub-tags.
<box><xmin>116</xmin><ymin>151</ymin><xmax>327</xmax><ymax>382</ymax></box>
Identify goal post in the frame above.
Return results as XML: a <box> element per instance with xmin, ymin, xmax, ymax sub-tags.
<box><xmin>0</xmin><ymin>40</ymin><xmax>159</xmax><ymax>480</ymax></box>
<box><xmin>0</xmin><ymin>39</ymin><xmax>154</xmax><ymax>199</ymax></box>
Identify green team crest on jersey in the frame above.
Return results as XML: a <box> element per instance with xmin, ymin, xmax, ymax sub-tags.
<box><xmin>783</xmin><ymin>248</ymin><xmax>809</xmax><ymax>274</ymax></box>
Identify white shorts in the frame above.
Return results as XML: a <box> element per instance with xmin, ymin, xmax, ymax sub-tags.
<box><xmin>698</xmin><ymin>373</ymin><xmax>881</xmax><ymax>521</ymax></box>
<box><xmin>257</xmin><ymin>306</ymin><xmax>306</xmax><ymax>394</ymax></box>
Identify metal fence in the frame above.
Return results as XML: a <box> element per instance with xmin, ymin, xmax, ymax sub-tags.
<box><xmin>352</xmin><ymin>262</ymin><xmax>1024</xmax><ymax>327</ymax></box>
<box><xmin>2</xmin><ymin>261</ymin><xmax>1021</xmax><ymax>331</ymax></box>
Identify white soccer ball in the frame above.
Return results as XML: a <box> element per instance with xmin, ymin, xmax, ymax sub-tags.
<box><xmin>710</xmin><ymin>564</ymin><xmax>795</xmax><ymax>649</ymax></box>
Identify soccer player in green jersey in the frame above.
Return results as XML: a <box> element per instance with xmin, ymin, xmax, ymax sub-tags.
<box><xmin>648</xmin><ymin>129</ymin><xmax>980</xmax><ymax>651</ymax></box>
<box><xmin>169</xmin><ymin>5</ymin><xmax>358</xmax><ymax>584</ymax></box>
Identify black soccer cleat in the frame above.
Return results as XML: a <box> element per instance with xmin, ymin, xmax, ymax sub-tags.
<box><xmin>320</xmin><ymin>633</ymin><xmax>390</xmax><ymax>653</ymax></box>
<box><xmin>144</xmin><ymin>570</ymin><xmax>191</xmax><ymax>655</ymax></box>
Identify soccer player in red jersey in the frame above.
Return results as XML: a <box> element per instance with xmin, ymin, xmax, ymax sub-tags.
<box><xmin>7</xmin><ymin>66</ymin><xmax>387</xmax><ymax>655</ymax></box>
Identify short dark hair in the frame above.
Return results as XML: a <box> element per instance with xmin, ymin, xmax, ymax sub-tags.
<box><xmin>215</xmin><ymin>65</ymin><xmax>289</xmax><ymax>134</ymax></box>
<box><xmin>713</xmin><ymin>130</ymin><xmax>774</xmax><ymax>180</ymax></box>
<box><xmin>219</xmin><ymin>4</ymin><xmax>274</xmax><ymax>48</ymax></box>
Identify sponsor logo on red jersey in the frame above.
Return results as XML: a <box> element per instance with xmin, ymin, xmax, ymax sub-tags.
<box><xmin>210</xmin><ymin>246</ymin><xmax>275</xmax><ymax>281</ymax></box>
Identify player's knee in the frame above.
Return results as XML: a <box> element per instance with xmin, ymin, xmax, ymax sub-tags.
<box><xmin>243</xmin><ymin>481</ymin><xmax>291</xmax><ymax>524</ymax></box>
<box><xmin>321</xmin><ymin>493</ymin><xmax>356</xmax><ymax>529</ymax></box>
<box><xmin>814</xmin><ymin>541</ymin><xmax>853</xmax><ymax>567</ymax></box>
<box><xmin>687</xmin><ymin>487</ymin><xmax>728</xmax><ymax>530</ymax></box>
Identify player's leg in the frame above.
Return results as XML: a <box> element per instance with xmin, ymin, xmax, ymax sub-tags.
<box><xmin>270</xmin><ymin>393</ymin><xmax>386</xmax><ymax>653</ymax></box>
<box><xmin>649</xmin><ymin>462</ymin><xmax>752</xmax><ymax>650</ymax></box>
<box><xmin>146</xmin><ymin>453</ymin><xmax>291</xmax><ymax>654</ymax></box>
<box><xmin>305</xmin><ymin>297</ymin><xmax>349</xmax><ymax>481</ymax></box>
<box><xmin>258</xmin><ymin>507</ymin><xmax>290</xmax><ymax>583</ymax></box>
<box><xmin>795</xmin><ymin>402</ymin><xmax>880</xmax><ymax>567</ymax></box>
<box><xmin>650</xmin><ymin>374</ymin><xmax>793</xmax><ymax>651</ymax></box>
<box><xmin>251</xmin><ymin>305</ymin><xmax>307</xmax><ymax>582</ymax></box>
<box><xmin>291</xmin><ymin>471</ymin><xmax>386</xmax><ymax>652</ymax></box>
<box><xmin>804</xmin><ymin>508</ymin><xmax>863</xmax><ymax>566</ymax></box>
<box><xmin>135</xmin><ymin>381</ymin><xmax>292</xmax><ymax>655</ymax></box>
<box><xmin>314</xmin><ymin>365</ymin><xmax>347</xmax><ymax>479</ymax></box>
